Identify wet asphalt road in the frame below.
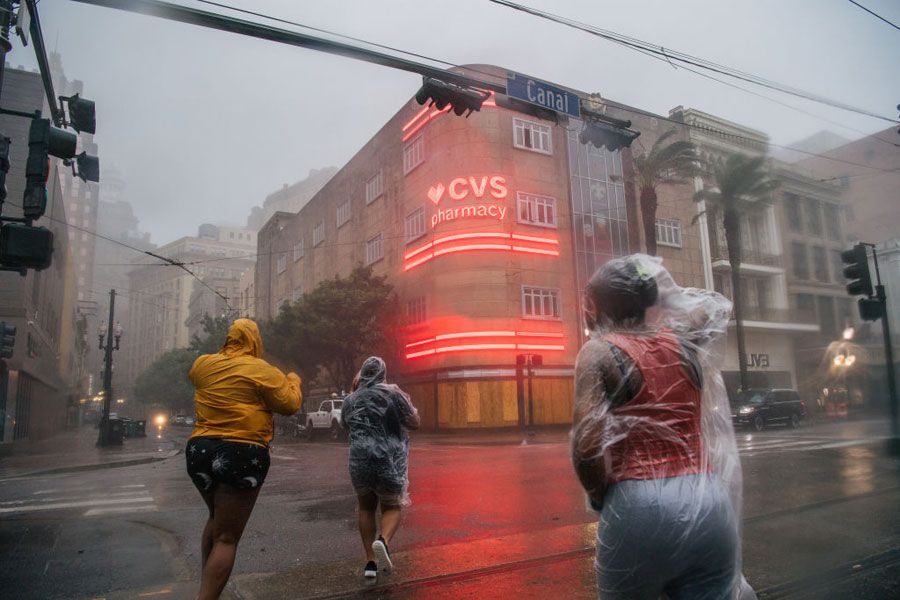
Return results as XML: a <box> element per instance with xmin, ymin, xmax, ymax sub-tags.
<box><xmin>0</xmin><ymin>418</ymin><xmax>897</xmax><ymax>599</ymax></box>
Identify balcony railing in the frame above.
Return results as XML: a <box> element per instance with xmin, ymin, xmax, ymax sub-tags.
<box><xmin>711</xmin><ymin>245</ymin><xmax>783</xmax><ymax>268</ymax></box>
<box><xmin>736</xmin><ymin>305</ymin><xmax>818</xmax><ymax>325</ymax></box>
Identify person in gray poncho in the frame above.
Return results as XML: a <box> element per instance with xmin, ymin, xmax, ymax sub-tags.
<box><xmin>342</xmin><ymin>356</ymin><xmax>420</xmax><ymax>579</ymax></box>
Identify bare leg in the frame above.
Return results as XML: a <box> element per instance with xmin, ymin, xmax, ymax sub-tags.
<box><xmin>197</xmin><ymin>484</ymin><xmax>260</xmax><ymax>600</ymax></box>
<box><xmin>199</xmin><ymin>489</ymin><xmax>215</xmax><ymax>569</ymax></box>
<box><xmin>357</xmin><ymin>492</ymin><xmax>378</xmax><ymax>562</ymax></box>
<box><xmin>380</xmin><ymin>503</ymin><xmax>402</xmax><ymax>544</ymax></box>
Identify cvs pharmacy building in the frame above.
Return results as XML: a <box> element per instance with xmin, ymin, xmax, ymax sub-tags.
<box><xmin>257</xmin><ymin>67</ymin><xmax>642</xmax><ymax>429</ymax></box>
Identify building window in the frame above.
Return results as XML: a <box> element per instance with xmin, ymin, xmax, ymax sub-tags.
<box><xmin>823</xmin><ymin>203</ymin><xmax>841</xmax><ymax>240</ymax></box>
<box><xmin>804</xmin><ymin>197</ymin><xmax>823</xmax><ymax>237</ymax></box>
<box><xmin>365</xmin><ymin>170</ymin><xmax>384</xmax><ymax>204</ymax></box>
<box><xmin>791</xmin><ymin>242</ymin><xmax>808</xmax><ymax>280</ymax></box>
<box><xmin>522</xmin><ymin>286</ymin><xmax>561</xmax><ymax>319</ymax></box>
<box><xmin>276</xmin><ymin>255</ymin><xmax>287</xmax><ymax>274</ymax></box>
<box><xmin>812</xmin><ymin>246</ymin><xmax>829</xmax><ymax>282</ymax></box>
<box><xmin>655</xmin><ymin>218</ymin><xmax>683</xmax><ymax>248</ymax></box>
<box><xmin>292</xmin><ymin>286</ymin><xmax>303</xmax><ymax>303</ymax></box>
<box><xmin>817</xmin><ymin>296</ymin><xmax>837</xmax><ymax>337</ymax></box>
<box><xmin>337</xmin><ymin>199</ymin><xmax>351</xmax><ymax>228</ymax></box>
<box><xmin>784</xmin><ymin>193</ymin><xmax>802</xmax><ymax>233</ymax></box>
<box><xmin>831</xmin><ymin>249</ymin><xmax>844</xmax><ymax>283</ymax></box>
<box><xmin>794</xmin><ymin>293</ymin><xmax>815</xmax><ymax>320</ymax></box>
<box><xmin>405</xmin><ymin>207</ymin><xmax>426</xmax><ymax>243</ymax></box>
<box><xmin>406</xmin><ymin>296</ymin><xmax>426</xmax><ymax>325</ymax></box>
<box><xmin>403</xmin><ymin>134</ymin><xmax>425</xmax><ymax>175</ymax></box>
<box><xmin>313</xmin><ymin>221</ymin><xmax>325</xmax><ymax>246</ymax></box>
<box><xmin>229</xmin><ymin>232</ymin><xmax>234</xmax><ymax>239</ymax></box>
<box><xmin>517</xmin><ymin>192</ymin><xmax>557</xmax><ymax>228</ymax></box>
<box><xmin>293</xmin><ymin>239</ymin><xmax>304</xmax><ymax>261</ymax></box>
<box><xmin>365</xmin><ymin>233</ymin><xmax>384</xmax><ymax>265</ymax></box>
<box><xmin>513</xmin><ymin>118</ymin><xmax>552</xmax><ymax>154</ymax></box>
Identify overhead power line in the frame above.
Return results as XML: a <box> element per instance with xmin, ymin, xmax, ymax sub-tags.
<box><xmin>487</xmin><ymin>0</ymin><xmax>899</xmax><ymax>124</ymax></box>
<box><xmin>846</xmin><ymin>0</ymin><xmax>900</xmax><ymax>31</ymax></box>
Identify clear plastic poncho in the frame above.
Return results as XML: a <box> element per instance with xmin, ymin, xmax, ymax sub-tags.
<box><xmin>572</xmin><ymin>255</ymin><xmax>755</xmax><ymax>600</ymax></box>
<box><xmin>342</xmin><ymin>356</ymin><xmax>419</xmax><ymax>506</ymax></box>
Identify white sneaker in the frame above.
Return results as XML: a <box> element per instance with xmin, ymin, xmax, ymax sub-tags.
<box><xmin>372</xmin><ymin>536</ymin><xmax>393</xmax><ymax>573</ymax></box>
<box><xmin>364</xmin><ymin>560</ymin><xmax>377</xmax><ymax>578</ymax></box>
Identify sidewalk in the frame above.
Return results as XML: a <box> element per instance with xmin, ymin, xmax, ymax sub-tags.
<box><xmin>0</xmin><ymin>426</ymin><xmax>180</xmax><ymax>479</ymax></box>
<box><xmin>408</xmin><ymin>424</ymin><xmax>570</xmax><ymax>446</ymax></box>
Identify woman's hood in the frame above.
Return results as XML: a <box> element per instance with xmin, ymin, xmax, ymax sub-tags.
<box><xmin>220</xmin><ymin>318</ymin><xmax>263</xmax><ymax>358</ymax></box>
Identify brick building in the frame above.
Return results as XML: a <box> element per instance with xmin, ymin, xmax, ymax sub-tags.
<box><xmin>256</xmin><ymin>66</ymin><xmax>707</xmax><ymax>429</ymax></box>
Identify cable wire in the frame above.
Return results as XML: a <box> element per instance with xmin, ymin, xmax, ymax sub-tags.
<box><xmin>846</xmin><ymin>0</ymin><xmax>900</xmax><ymax>31</ymax></box>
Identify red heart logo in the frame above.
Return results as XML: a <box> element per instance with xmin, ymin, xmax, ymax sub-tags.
<box><xmin>427</xmin><ymin>183</ymin><xmax>445</xmax><ymax>205</ymax></box>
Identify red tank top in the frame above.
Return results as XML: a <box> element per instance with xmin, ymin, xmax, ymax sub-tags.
<box><xmin>600</xmin><ymin>330</ymin><xmax>705</xmax><ymax>483</ymax></box>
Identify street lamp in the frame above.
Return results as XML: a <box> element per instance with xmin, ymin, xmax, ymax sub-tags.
<box><xmin>842</xmin><ymin>327</ymin><xmax>855</xmax><ymax>341</ymax></box>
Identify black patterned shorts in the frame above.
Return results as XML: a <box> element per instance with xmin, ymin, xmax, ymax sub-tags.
<box><xmin>185</xmin><ymin>437</ymin><xmax>271</xmax><ymax>492</ymax></box>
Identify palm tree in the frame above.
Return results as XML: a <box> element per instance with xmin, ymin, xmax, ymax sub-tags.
<box><xmin>632</xmin><ymin>129</ymin><xmax>700</xmax><ymax>255</ymax></box>
<box><xmin>694</xmin><ymin>153</ymin><xmax>778</xmax><ymax>392</ymax></box>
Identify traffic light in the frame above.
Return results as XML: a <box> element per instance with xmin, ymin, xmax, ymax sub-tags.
<box><xmin>841</xmin><ymin>243</ymin><xmax>873</xmax><ymax>298</ymax></box>
<box><xmin>858</xmin><ymin>298</ymin><xmax>884</xmax><ymax>322</ymax></box>
<box><xmin>415</xmin><ymin>77</ymin><xmax>490</xmax><ymax>117</ymax></box>
<box><xmin>23</xmin><ymin>118</ymin><xmax>100</xmax><ymax>220</ymax></box>
<box><xmin>61</xmin><ymin>94</ymin><xmax>96</xmax><ymax>134</ymax></box>
<box><xmin>0</xmin><ymin>321</ymin><xmax>15</xmax><ymax>359</ymax></box>
<box><xmin>0</xmin><ymin>223</ymin><xmax>53</xmax><ymax>270</ymax></box>
<box><xmin>579</xmin><ymin>118</ymin><xmax>641</xmax><ymax>152</ymax></box>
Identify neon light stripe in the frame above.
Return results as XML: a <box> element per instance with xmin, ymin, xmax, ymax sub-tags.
<box><xmin>402</xmin><ymin>105</ymin><xmax>431</xmax><ymax>132</ymax></box>
<box><xmin>433</xmin><ymin>243</ymin><xmax>512</xmax><ymax>257</ymax></box>
<box><xmin>405</xmin><ymin>337</ymin><xmax>436</xmax><ymax>349</ymax></box>
<box><xmin>401</xmin><ymin>119</ymin><xmax>430</xmax><ymax>142</ymax></box>
<box><xmin>404</xmin><ymin>241</ymin><xmax>434</xmax><ymax>260</ymax></box>
<box><xmin>406</xmin><ymin>348</ymin><xmax>436</xmax><ymax>359</ymax></box>
<box><xmin>515</xmin><ymin>331</ymin><xmax>565</xmax><ymax>338</ymax></box>
<box><xmin>403</xmin><ymin>253</ymin><xmax>434</xmax><ymax>272</ymax></box>
<box><xmin>511</xmin><ymin>233</ymin><xmax>559</xmax><ymax>245</ymax></box>
<box><xmin>405</xmin><ymin>232</ymin><xmax>558</xmax><ymax>261</ymax></box>
<box><xmin>511</xmin><ymin>246</ymin><xmax>560</xmax><ymax>256</ymax></box>
<box><xmin>436</xmin><ymin>343</ymin><xmax>517</xmax><ymax>354</ymax></box>
<box><xmin>435</xmin><ymin>331</ymin><xmax>516</xmax><ymax>341</ymax></box>
<box><xmin>516</xmin><ymin>344</ymin><xmax>565</xmax><ymax>351</ymax></box>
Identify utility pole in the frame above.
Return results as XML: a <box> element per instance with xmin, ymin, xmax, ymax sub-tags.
<box><xmin>96</xmin><ymin>289</ymin><xmax>122</xmax><ymax>447</ymax></box>
<box><xmin>870</xmin><ymin>247</ymin><xmax>899</xmax><ymax>455</ymax></box>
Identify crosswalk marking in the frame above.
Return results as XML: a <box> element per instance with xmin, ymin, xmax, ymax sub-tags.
<box><xmin>0</xmin><ymin>496</ymin><xmax>155</xmax><ymax>514</ymax></box>
<box><xmin>84</xmin><ymin>505</ymin><xmax>157</xmax><ymax>517</ymax></box>
<box><xmin>1</xmin><ymin>483</ymin><xmax>157</xmax><ymax>517</ymax></box>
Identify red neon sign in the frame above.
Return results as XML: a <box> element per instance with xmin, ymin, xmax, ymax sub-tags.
<box><xmin>405</xmin><ymin>330</ymin><xmax>565</xmax><ymax>360</ymax></box>
<box><xmin>403</xmin><ymin>231</ymin><xmax>559</xmax><ymax>271</ymax></box>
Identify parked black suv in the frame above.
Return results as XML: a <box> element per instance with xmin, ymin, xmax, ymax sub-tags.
<box><xmin>731</xmin><ymin>388</ymin><xmax>806</xmax><ymax>431</ymax></box>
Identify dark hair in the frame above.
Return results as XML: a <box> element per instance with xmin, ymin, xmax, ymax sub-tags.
<box><xmin>586</xmin><ymin>258</ymin><xmax>659</xmax><ymax>326</ymax></box>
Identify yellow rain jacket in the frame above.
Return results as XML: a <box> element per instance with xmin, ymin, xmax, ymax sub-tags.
<box><xmin>189</xmin><ymin>319</ymin><xmax>301</xmax><ymax>447</ymax></box>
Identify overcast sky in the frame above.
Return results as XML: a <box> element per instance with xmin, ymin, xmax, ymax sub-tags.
<box><xmin>7</xmin><ymin>0</ymin><xmax>898</xmax><ymax>245</ymax></box>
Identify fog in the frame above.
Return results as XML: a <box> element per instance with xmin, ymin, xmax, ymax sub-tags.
<box><xmin>6</xmin><ymin>0</ymin><xmax>898</xmax><ymax>243</ymax></box>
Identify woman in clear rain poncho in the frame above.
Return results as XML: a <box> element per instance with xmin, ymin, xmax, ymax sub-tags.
<box><xmin>341</xmin><ymin>356</ymin><xmax>420</xmax><ymax>579</ymax></box>
<box><xmin>572</xmin><ymin>255</ymin><xmax>755</xmax><ymax>600</ymax></box>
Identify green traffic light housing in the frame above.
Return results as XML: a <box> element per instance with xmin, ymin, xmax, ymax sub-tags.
<box><xmin>841</xmin><ymin>243</ymin><xmax>873</xmax><ymax>298</ymax></box>
<box><xmin>76</xmin><ymin>152</ymin><xmax>100</xmax><ymax>182</ymax></box>
<box><xmin>579</xmin><ymin>118</ymin><xmax>641</xmax><ymax>152</ymax></box>
<box><xmin>61</xmin><ymin>94</ymin><xmax>96</xmax><ymax>134</ymax></box>
<box><xmin>0</xmin><ymin>223</ymin><xmax>53</xmax><ymax>270</ymax></box>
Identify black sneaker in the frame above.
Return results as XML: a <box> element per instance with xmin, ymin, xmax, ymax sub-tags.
<box><xmin>363</xmin><ymin>560</ymin><xmax>377</xmax><ymax>578</ymax></box>
<box><xmin>372</xmin><ymin>536</ymin><xmax>393</xmax><ymax>573</ymax></box>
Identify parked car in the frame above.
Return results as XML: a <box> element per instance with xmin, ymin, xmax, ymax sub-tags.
<box><xmin>731</xmin><ymin>388</ymin><xmax>807</xmax><ymax>431</ymax></box>
<box><xmin>305</xmin><ymin>399</ymin><xmax>344</xmax><ymax>441</ymax></box>
<box><xmin>173</xmin><ymin>415</ymin><xmax>187</xmax><ymax>426</ymax></box>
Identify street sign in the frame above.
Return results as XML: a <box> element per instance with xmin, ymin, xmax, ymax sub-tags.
<box><xmin>506</xmin><ymin>73</ymin><xmax>581</xmax><ymax>118</ymax></box>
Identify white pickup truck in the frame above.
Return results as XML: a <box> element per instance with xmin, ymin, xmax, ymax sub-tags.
<box><xmin>305</xmin><ymin>398</ymin><xmax>344</xmax><ymax>440</ymax></box>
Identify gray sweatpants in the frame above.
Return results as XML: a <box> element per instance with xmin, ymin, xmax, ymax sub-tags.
<box><xmin>596</xmin><ymin>474</ymin><xmax>739</xmax><ymax>600</ymax></box>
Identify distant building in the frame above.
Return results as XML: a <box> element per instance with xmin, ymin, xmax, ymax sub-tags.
<box><xmin>245</xmin><ymin>168</ymin><xmax>337</xmax><ymax>231</ymax></box>
<box><xmin>670</xmin><ymin>106</ymin><xmax>819</xmax><ymax>395</ymax></box>
<box><xmin>121</xmin><ymin>225</ymin><xmax>255</xmax><ymax>394</ymax></box>
<box><xmin>796</xmin><ymin>127</ymin><xmax>900</xmax><ymax>245</ymax></box>
<box><xmin>238</xmin><ymin>264</ymin><xmax>256</xmax><ymax>319</ymax></box>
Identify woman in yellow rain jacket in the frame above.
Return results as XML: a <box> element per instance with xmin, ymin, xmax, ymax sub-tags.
<box><xmin>186</xmin><ymin>318</ymin><xmax>301</xmax><ymax>600</ymax></box>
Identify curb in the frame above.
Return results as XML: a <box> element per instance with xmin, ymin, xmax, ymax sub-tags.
<box><xmin>0</xmin><ymin>449</ymin><xmax>181</xmax><ymax>480</ymax></box>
